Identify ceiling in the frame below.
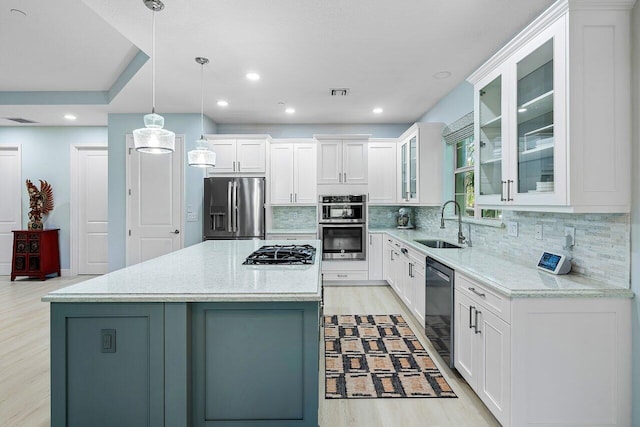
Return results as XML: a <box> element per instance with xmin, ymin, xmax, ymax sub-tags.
<box><xmin>0</xmin><ymin>0</ymin><xmax>555</xmax><ymax>127</ymax></box>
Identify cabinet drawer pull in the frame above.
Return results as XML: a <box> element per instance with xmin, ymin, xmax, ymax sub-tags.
<box><xmin>337</xmin><ymin>274</ymin><xmax>348</xmax><ymax>278</ymax></box>
<box><xmin>469</xmin><ymin>305</ymin><xmax>475</xmax><ymax>329</ymax></box>
<box><xmin>468</xmin><ymin>287</ymin><xmax>486</xmax><ymax>298</ymax></box>
<box><xmin>474</xmin><ymin>309</ymin><xmax>481</xmax><ymax>334</ymax></box>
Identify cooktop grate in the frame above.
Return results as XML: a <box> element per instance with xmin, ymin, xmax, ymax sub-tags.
<box><xmin>243</xmin><ymin>244</ymin><xmax>316</xmax><ymax>265</ymax></box>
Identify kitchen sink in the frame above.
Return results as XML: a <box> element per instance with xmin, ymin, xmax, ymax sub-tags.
<box><xmin>414</xmin><ymin>239</ymin><xmax>462</xmax><ymax>249</ymax></box>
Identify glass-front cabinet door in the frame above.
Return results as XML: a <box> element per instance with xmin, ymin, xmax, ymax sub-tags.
<box><xmin>476</xmin><ymin>72</ymin><xmax>506</xmax><ymax>205</ymax></box>
<box><xmin>398</xmin><ymin>134</ymin><xmax>418</xmax><ymax>203</ymax></box>
<box><xmin>509</xmin><ymin>19</ymin><xmax>565</xmax><ymax>206</ymax></box>
<box><xmin>515</xmin><ymin>39</ymin><xmax>555</xmax><ymax>197</ymax></box>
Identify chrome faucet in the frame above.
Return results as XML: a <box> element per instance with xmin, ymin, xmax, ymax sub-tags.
<box><xmin>440</xmin><ymin>200</ymin><xmax>466</xmax><ymax>245</ymax></box>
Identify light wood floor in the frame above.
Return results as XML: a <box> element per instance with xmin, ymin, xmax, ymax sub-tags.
<box><xmin>0</xmin><ymin>275</ymin><xmax>91</xmax><ymax>427</ymax></box>
<box><xmin>0</xmin><ymin>277</ymin><xmax>499</xmax><ymax>427</ymax></box>
<box><xmin>320</xmin><ymin>285</ymin><xmax>500</xmax><ymax>427</ymax></box>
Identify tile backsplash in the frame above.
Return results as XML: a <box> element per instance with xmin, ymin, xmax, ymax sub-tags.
<box><xmin>370</xmin><ymin>206</ymin><xmax>630</xmax><ymax>287</ymax></box>
<box><xmin>271</xmin><ymin>206</ymin><xmax>317</xmax><ymax>229</ymax></box>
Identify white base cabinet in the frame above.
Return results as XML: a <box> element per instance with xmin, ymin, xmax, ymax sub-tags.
<box><xmin>382</xmin><ymin>236</ymin><xmax>426</xmax><ymax>325</ymax></box>
<box><xmin>367</xmin><ymin>233</ymin><xmax>384</xmax><ymax>281</ymax></box>
<box><xmin>455</xmin><ymin>272</ymin><xmax>631</xmax><ymax>427</ymax></box>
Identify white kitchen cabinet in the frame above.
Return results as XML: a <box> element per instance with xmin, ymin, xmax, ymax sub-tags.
<box><xmin>315</xmin><ymin>136</ymin><xmax>368</xmax><ymax>185</ymax></box>
<box><xmin>205</xmin><ymin>135</ymin><xmax>268</xmax><ymax>174</ymax></box>
<box><xmin>397</xmin><ymin>123</ymin><xmax>443</xmax><ymax>205</ymax></box>
<box><xmin>469</xmin><ymin>0</ymin><xmax>632</xmax><ymax>212</ymax></box>
<box><xmin>367</xmin><ymin>140</ymin><xmax>397</xmax><ymax>204</ymax></box>
<box><xmin>383</xmin><ymin>236</ymin><xmax>426</xmax><ymax>324</ymax></box>
<box><xmin>269</xmin><ymin>141</ymin><xmax>316</xmax><ymax>205</ymax></box>
<box><xmin>383</xmin><ymin>237</ymin><xmax>402</xmax><ymax>293</ymax></box>
<box><xmin>455</xmin><ymin>275</ymin><xmax>511</xmax><ymax>426</ymax></box>
<box><xmin>367</xmin><ymin>233</ymin><xmax>384</xmax><ymax>281</ymax></box>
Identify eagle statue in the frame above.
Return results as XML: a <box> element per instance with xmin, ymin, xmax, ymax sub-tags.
<box><xmin>26</xmin><ymin>179</ymin><xmax>54</xmax><ymax>230</ymax></box>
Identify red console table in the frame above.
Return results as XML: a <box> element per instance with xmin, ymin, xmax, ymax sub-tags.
<box><xmin>11</xmin><ymin>229</ymin><xmax>61</xmax><ymax>281</ymax></box>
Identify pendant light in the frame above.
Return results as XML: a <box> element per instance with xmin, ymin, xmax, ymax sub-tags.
<box><xmin>133</xmin><ymin>0</ymin><xmax>175</xmax><ymax>154</ymax></box>
<box><xmin>188</xmin><ymin>57</ymin><xmax>216</xmax><ymax>167</ymax></box>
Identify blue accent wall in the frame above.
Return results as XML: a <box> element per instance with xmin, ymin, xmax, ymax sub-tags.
<box><xmin>0</xmin><ymin>127</ymin><xmax>108</xmax><ymax>270</ymax></box>
<box><xmin>107</xmin><ymin>114</ymin><xmax>216</xmax><ymax>271</ymax></box>
<box><xmin>416</xmin><ymin>81</ymin><xmax>474</xmax><ymax>201</ymax></box>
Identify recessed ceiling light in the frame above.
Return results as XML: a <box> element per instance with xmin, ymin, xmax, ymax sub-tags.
<box><xmin>64</xmin><ymin>114</ymin><xmax>77</xmax><ymax>120</ymax></box>
<box><xmin>433</xmin><ymin>71</ymin><xmax>452</xmax><ymax>79</ymax></box>
<box><xmin>246</xmin><ymin>72</ymin><xmax>260</xmax><ymax>81</ymax></box>
<box><xmin>373</xmin><ymin>107</ymin><xmax>383</xmax><ymax>114</ymax></box>
<box><xmin>285</xmin><ymin>107</ymin><xmax>295</xmax><ymax>114</ymax></box>
<box><xmin>217</xmin><ymin>100</ymin><xmax>229</xmax><ymax>107</ymax></box>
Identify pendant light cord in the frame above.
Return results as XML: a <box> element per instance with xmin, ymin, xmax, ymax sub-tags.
<box><xmin>151</xmin><ymin>10</ymin><xmax>156</xmax><ymax>114</ymax></box>
<box><xmin>200</xmin><ymin>62</ymin><xmax>204</xmax><ymax>139</ymax></box>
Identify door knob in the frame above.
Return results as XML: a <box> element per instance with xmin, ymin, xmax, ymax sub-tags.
<box><xmin>170</xmin><ymin>230</ymin><xmax>180</xmax><ymax>234</ymax></box>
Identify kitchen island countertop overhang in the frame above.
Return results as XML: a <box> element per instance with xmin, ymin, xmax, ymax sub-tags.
<box><xmin>42</xmin><ymin>239</ymin><xmax>322</xmax><ymax>303</ymax></box>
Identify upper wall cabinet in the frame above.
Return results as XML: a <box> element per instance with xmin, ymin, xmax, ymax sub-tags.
<box><xmin>315</xmin><ymin>135</ymin><xmax>369</xmax><ymax>185</ymax></box>
<box><xmin>469</xmin><ymin>0</ymin><xmax>633</xmax><ymax>213</ymax></box>
<box><xmin>205</xmin><ymin>135</ymin><xmax>268</xmax><ymax>174</ymax></box>
<box><xmin>368</xmin><ymin>140</ymin><xmax>397</xmax><ymax>204</ymax></box>
<box><xmin>397</xmin><ymin>123</ymin><xmax>443</xmax><ymax>205</ymax></box>
<box><xmin>269</xmin><ymin>140</ymin><xmax>317</xmax><ymax>205</ymax></box>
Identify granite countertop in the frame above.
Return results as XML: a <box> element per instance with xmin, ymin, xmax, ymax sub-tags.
<box><xmin>370</xmin><ymin>228</ymin><xmax>634</xmax><ymax>299</ymax></box>
<box><xmin>42</xmin><ymin>240</ymin><xmax>322</xmax><ymax>303</ymax></box>
<box><xmin>266</xmin><ymin>228</ymin><xmax>318</xmax><ymax>235</ymax></box>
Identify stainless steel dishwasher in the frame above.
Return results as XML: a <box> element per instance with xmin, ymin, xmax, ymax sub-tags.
<box><xmin>425</xmin><ymin>257</ymin><xmax>455</xmax><ymax>369</ymax></box>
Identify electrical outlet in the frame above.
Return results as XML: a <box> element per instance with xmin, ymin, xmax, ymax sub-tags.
<box><xmin>535</xmin><ymin>223</ymin><xmax>543</xmax><ymax>240</ymax></box>
<box><xmin>565</xmin><ymin>226</ymin><xmax>575</xmax><ymax>245</ymax></box>
<box><xmin>507</xmin><ymin>221</ymin><xmax>518</xmax><ymax>237</ymax></box>
<box><xmin>292</xmin><ymin>212</ymin><xmax>298</xmax><ymax>220</ymax></box>
<box><xmin>187</xmin><ymin>212</ymin><xmax>198</xmax><ymax>222</ymax></box>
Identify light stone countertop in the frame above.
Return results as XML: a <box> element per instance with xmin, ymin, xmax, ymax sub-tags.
<box><xmin>266</xmin><ymin>228</ymin><xmax>318</xmax><ymax>235</ymax></box>
<box><xmin>42</xmin><ymin>240</ymin><xmax>322</xmax><ymax>303</ymax></box>
<box><xmin>370</xmin><ymin>228</ymin><xmax>634</xmax><ymax>299</ymax></box>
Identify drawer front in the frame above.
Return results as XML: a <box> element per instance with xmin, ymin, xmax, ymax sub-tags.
<box><xmin>456</xmin><ymin>273</ymin><xmax>510</xmax><ymax>324</ymax></box>
<box><xmin>266</xmin><ymin>234</ymin><xmax>317</xmax><ymax>240</ymax></box>
<box><xmin>15</xmin><ymin>232</ymin><xmax>27</xmax><ymax>240</ymax></box>
<box><xmin>323</xmin><ymin>271</ymin><xmax>368</xmax><ymax>281</ymax></box>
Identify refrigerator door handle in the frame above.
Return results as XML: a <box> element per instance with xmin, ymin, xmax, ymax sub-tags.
<box><xmin>227</xmin><ymin>181</ymin><xmax>233</xmax><ymax>232</ymax></box>
<box><xmin>233</xmin><ymin>181</ymin><xmax>239</xmax><ymax>232</ymax></box>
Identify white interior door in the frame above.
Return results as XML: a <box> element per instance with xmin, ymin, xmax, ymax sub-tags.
<box><xmin>0</xmin><ymin>146</ymin><xmax>21</xmax><ymax>275</ymax></box>
<box><xmin>126</xmin><ymin>135</ymin><xmax>184</xmax><ymax>266</ymax></box>
<box><xmin>76</xmin><ymin>147</ymin><xmax>108</xmax><ymax>274</ymax></box>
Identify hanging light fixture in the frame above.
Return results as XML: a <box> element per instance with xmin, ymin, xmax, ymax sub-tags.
<box><xmin>188</xmin><ymin>57</ymin><xmax>216</xmax><ymax>167</ymax></box>
<box><xmin>133</xmin><ymin>0</ymin><xmax>175</xmax><ymax>154</ymax></box>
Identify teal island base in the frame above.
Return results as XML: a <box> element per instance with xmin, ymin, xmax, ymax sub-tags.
<box><xmin>50</xmin><ymin>301</ymin><xmax>320</xmax><ymax>427</ymax></box>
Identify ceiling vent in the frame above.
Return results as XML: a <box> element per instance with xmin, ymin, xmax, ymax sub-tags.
<box><xmin>5</xmin><ymin>117</ymin><xmax>38</xmax><ymax>124</ymax></box>
<box><xmin>330</xmin><ymin>88</ymin><xmax>349</xmax><ymax>96</ymax></box>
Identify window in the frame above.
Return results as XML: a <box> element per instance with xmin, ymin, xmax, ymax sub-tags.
<box><xmin>446</xmin><ymin>112</ymin><xmax>501</xmax><ymax>220</ymax></box>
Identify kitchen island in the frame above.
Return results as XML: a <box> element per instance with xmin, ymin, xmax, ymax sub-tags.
<box><xmin>43</xmin><ymin>240</ymin><xmax>322</xmax><ymax>427</ymax></box>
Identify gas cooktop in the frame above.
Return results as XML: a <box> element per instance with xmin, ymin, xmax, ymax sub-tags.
<box><xmin>243</xmin><ymin>244</ymin><xmax>316</xmax><ymax>265</ymax></box>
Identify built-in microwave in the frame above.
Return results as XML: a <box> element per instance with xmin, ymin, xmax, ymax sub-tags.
<box><xmin>318</xmin><ymin>195</ymin><xmax>366</xmax><ymax>260</ymax></box>
<box><xmin>318</xmin><ymin>195</ymin><xmax>366</xmax><ymax>223</ymax></box>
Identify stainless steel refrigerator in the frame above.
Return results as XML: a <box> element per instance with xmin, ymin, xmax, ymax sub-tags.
<box><xmin>203</xmin><ymin>177</ymin><xmax>265</xmax><ymax>240</ymax></box>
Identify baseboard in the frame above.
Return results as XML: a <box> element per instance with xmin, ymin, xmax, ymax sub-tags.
<box><xmin>61</xmin><ymin>269</ymin><xmax>72</xmax><ymax>277</ymax></box>
<box><xmin>322</xmin><ymin>280</ymin><xmax>388</xmax><ymax>287</ymax></box>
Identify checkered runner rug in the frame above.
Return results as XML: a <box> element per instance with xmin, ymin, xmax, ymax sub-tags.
<box><xmin>324</xmin><ymin>314</ymin><xmax>456</xmax><ymax>399</ymax></box>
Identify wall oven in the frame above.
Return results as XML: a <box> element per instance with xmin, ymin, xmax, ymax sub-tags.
<box><xmin>318</xmin><ymin>195</ymin><xmax>366</xmax><ymax>260</ymax></box>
